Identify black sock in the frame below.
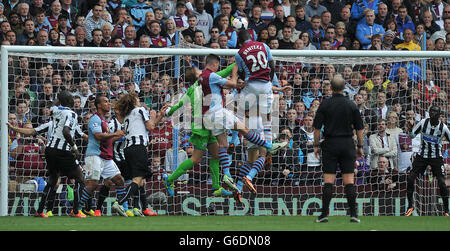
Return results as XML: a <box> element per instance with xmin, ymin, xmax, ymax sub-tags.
<box><xmin>406</xmin><ymin>174</ymin><xmax>416</xmax><ymax>208</ymax></box>
<box><xmin>139</xmin><ymin>186</ymin><xmax>147</xmax><ymax>210</ymax></box>
<box><xmin>46</xmin><ymin>188</ymin><xmax>57</xmax><ymax>212</ymax></box>
<box><xmin>321</xmin><ymin>183</ymin><xmax>333</xmax><ymax>216</ymax></box>
<box><xmin>344</xmin><ymin>183</ymin><xmax>357</xmax><ymax>217</ymax></box>
<box><xmin>122</xmin><ymin>182</ymin><xmax>139</xmax><ymax>206</ymax></box>
<box><xmin>96</xmin><ymin>185</ymin><xmax>110</xmax><ymax>211</ymax></box>
<box><xmin>37</xmin><ymin>184</ymin><xmax>53</xmax><ymax>213</ymax></box>
<box><xmin>438</xmin><ymin>177</ymin><xmax>449</xmax><ymax>212</ymax></box>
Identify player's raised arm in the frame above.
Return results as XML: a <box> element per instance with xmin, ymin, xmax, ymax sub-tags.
<box><xmin>6</xmin><ymin>122</ymin><xmax>37</xmax><ymax>136</ymax></box>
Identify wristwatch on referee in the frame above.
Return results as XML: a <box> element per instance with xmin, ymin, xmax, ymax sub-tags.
<box><xmin>357</xmin><ymin>144</ymin><xmax>363</xmax><ymax>148</ymax></box>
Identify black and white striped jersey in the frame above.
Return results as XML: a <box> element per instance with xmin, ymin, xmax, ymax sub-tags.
<box><xmin>109</xmin><ymin>116</ymin><xmax>126</xmax><ymax>162</ymax></box>
<box><xmin>411</xmin><ymin>118</ymin><xmax>450</xmax><ymax>158</ymax></box>
<box><xmin>46</xmin><ymin>106</ymin><xmax>80</xmax><ymax>151</ymax></box>
<box><xmin>35</xmin><ymin>120</ymin><xmax>54</xmax><ymax>141</ymax></box>
<box><xmin>34</xmin><ymin>120</ymin><xmax>84</xmax><ymax>142</ymax></box>
<box><xmin>123</xmin><ymin>106</ymin><xmax>151</xmax><ymax>147</ymax></box>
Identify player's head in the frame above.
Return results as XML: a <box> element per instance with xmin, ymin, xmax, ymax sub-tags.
<box><xmin>184</xmin><ymin>67</ymin><xmax>201</xmax><ymax>85</ymax></box>
<box><xmin>429</xmin><ymin>105</ymin><xmax>441</xmax><ymax>122</ymax></box>
<box><xmin>238</xmin><ymin>29</ymin><xmax>251</xmax><ymax>44</ymax></box>
<box><xmin>116</xmin><ymin>91</ymin><xmax>138</xmax><ymax>117</ymax></box>
<box><xmin>330</xmin><ymin>74</ymin><xmax>346</xmax><ymax>93</ymax></box>
<box><xmin>205</xmin><ymin>54</ymin><xmax>221</xmax><ymax>70</ymax></box>
<box><xmin>95</xmin><ymin>93</ymin><xmax>111</xmax><ymax>113</ymax></box>
<box><xmin>57</xmin><ymin>90</ymin><xmax>74</xmax><ymax>108</ymax></box>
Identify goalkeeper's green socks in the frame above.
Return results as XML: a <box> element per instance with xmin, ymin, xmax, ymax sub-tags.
<box><xmin>167</xmin><ymin>158</ymin><xmax>194</xmax><ymax>184</ymax></box>
<box><xmin>209</xmin><ymin>158</ymin><xmax>220</xmax><ymax>190</ymax></box>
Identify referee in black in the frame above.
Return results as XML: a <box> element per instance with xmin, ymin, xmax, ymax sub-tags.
<box><xmin>312</xmin><ymin>74</ymin><xmax>364</xmax><ymax>223</ymax></box>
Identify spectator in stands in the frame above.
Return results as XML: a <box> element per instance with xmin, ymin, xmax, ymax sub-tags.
<box><xmin>248</xmin><ymin>4</ymin><xmax>268</xmax><ymax>35</ymax></box>
<box><xmin>65</xmin><ymin>33</ymin><xmax>77</xmax><ymax>46</ymax></box>
<box><xmin>181</xmin><ymin>14</ymin><xmax>198</xmax><ymax>43</ymax></box>
<box><xmin>193</xmin><ymin>0</ymin><xmax>213</xmax><ymax>43</ymax></box>
<box><xmin>60</xmin><ymin>0</ymin><xmax>78</xmax><ymax>23</ymax></box>
<box><xmin>356</xmin><ymin>9</ymin><xmax>385</xmax><ymax>49</ymax></box>
<box><xmin>109</xmin><ymin>75</ymin><xmax>123</xmax><ymax>99</ymax></box>
<box><xmin>396</xmin><ymin>5</ymin><xmax>416</xmax><ymax>34</ymax></box>
<box><xmin>137</xmin><ymin>11</ymin><xmax>156</xmax><ymax>38</ymax></box>
<box><xmin>86</xmin><ymin>28</ymin><xmax>102</xmax><ymax>47</ymax></box>
<box><xmin>369</xmin><ymin>118</ymin><xmax>398</xmax><ymax>170</ymax></box>
<box><xmin>294</xmin><ymin>5</ymin><xmax>311</xmax><ymax>32</ymax></box>
<box><xmin>84</xmin><ymin>4</ymin><xmax>106</xmax><ymax>43</ymax></box>
<box><xmin>122</xmin><ymin>25</ymin><xmax>139</xmax><ymax>47</ymax></box>
<box><xmin>270</xmin><ymin>5</ymin><xmax>286</xmax><ymax>32</ymax></box>
<box><xmin>355</xmin><ymin>92</ymin><xmax>378</xmax><ymax>135</ymax></box>
<box><xmin>16</xmin><ymin>19</ymin><xmax>36</xmax><ymax>45</ymax></box>
<box><xmin>271</xmin><ymin>133</ymin><xmax>299</xmax><ymax>185</ymax></box>
<box><xmin>74</xmin><ymin>26</ymin><xmax>88</xmax><ymax>47</ymax></box>
<box><xmin>307</xmin><ymin>15</ymin><xmax>324</xmax><ymax>48</ymax></box>
<box><xmin>278</xmin><ymin>26</ymin><xmax>294</xmax><ymax>49</ymax></box>
<box><xmin>5</xmin><ymin>30</ymin><xmax>16</xmax><ymax>45</ymax></box>
<box><xmin>29</xmin><ymin>0</ymin><xmax>47</xmax><ymax>18</ymax></box>
<box><xmin>370</xmin><ymin>155</ymin><xmax>397</xmax><ymax>190</ymax></box>
<box><xmin>298</xmin><ymin>113</ymin><xmax>321</xmax><ymax>185</ymax></box>
<box><xmin>259</xmin><ymin>0</ymin><xmax>275</xmax><ymax>24</ymax></box>
<box><xmin>46</xmin><ymin>0</ymin><xmax>63</xmax><ymax>28</ymax></box>
<box><xmin>430</xmin><ymin>17</ymin><xmax>450</xmax><ymax>43</ymax></box>
<box><xmin>325</xmin><ymin>26</ymin><xmax>342</xmax><ymax>49</ymax></box>
<box><xmin>351</xmin><ymin>0</ymin><xmax>382</xmax><ymax>22</ymax></box>
<box><xmin>305</xmin><ymin>0</ymin><xmax>326</xmax><ymax>21</ymax></box>
<box><xmin>375</xmin><ymin>2</ymin><xmax>389</xmax><ymax>27</ymax></box>
<box><xmin>73</xmin><ymin>80</ymin><xmax>93</xmax><ymax>108</ymax></box>
<box><xmin>148</xmin><ymin>20</ymin><xmax>171</xmax><ymax>47</ymax></box>
<box><xmin>422</xmin><ymin>10</ymin><xmax>441</xmax><ymax>40</ymax></box>
<box><xmin>300</xmin><ymin>31</ymin><xmax>316</xmax><ymax>50</ymax></box>
<box><xmin>36</xmin><ymin>29</ymin><xmax>50</xmax><ymax>46</ymax></box>
<box><xmin>385</xmin><ymin>110</ymin><xmax>403</xmax><ymax>136</ymax></box>
<box><xmin>169</xmin><ymin>1</ymin><xmax>189</xmax><ymax>30</ymax></box>
<box><xmin>396</xmin><ymin>28</ymin><xmax>421</xmax><ymax>51</ymax></box>
<box><xmin>49</xmin><ymin>28</ymin><xmax>63</xmax><ymax>46</ymax></box>
<box><xmin>372</xmin><ymin>91</ymin><xmax>389</xmax><ymax>120</ymax></box>
<box><xmin>9</xmin><ymin>12</ymin><xmax>23</xmax><ymax>35</ymax></box>
<box><xmin>421</xmin><ymin>0</ymin><xmax>449</xmax><ymax>29</ymax></box>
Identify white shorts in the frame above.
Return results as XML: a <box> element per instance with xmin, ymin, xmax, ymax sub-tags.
<box><xmin>203</xmin><ymin>108</ymin><xmax>239</xmax><ymax>136</ymax></box>
<box><xmin>237</xmin><ymin>80</ymin><xmax>274</xmax><ymax>116</ymax></box>
<box><xmin>85</xmin><ymin>155</ymin><xmax>121</xmax><ymax>181</ymax></box>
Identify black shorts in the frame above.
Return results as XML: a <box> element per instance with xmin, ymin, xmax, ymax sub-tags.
<box><xmin>45</xmin><ymin>147</ymin><xmax>78</xmax><ymax>178</ymax></box>
<box><xmin>114</xmin><ymin>160</ymin><xmax>131</xmax><ymax>181</ymax></box>
<box><xmin>320</xmin><ymin>137</ymin><xmax>356</xmax><ymax>174</ymax></box>
<box><xmin>411</xmin><ymin>155</ymin><xmax>445</xmax><ymax>178</ymax></box>
<box><xmin>124</xmin><ymin>145</ymin><xmax>150</xmax><ymax>179</ymax></box>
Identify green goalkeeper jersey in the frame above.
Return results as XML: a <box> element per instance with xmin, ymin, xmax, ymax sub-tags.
<box><xmin>167</xmin><ymin>63</ymin><xmax>235</xmax><ymax>137</ymax></box>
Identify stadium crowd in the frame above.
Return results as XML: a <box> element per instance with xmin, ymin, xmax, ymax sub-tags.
<box><xmin>3</xmin><ymin>0</ymin><xmax>450</xmax><ymax>191</ymax></box>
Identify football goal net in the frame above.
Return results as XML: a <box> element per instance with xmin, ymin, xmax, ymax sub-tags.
<box><xmin>1</xmin><ymin>45</ymin><xmax>449</xmax><ymax>216</ymax></box>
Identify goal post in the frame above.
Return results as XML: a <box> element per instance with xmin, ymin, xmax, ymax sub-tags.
<box><xmin>1</xmin><ymin>45</ymin><xmax>449</xmax><ymax>216</ymax></box>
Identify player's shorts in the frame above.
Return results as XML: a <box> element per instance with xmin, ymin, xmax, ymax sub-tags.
<box><xmin>203</xmin><ymin>108</ymin><xmax>239</xmax><ymax>136</ymax></box>
<box><xmin>124</xmin><ymin>144</ymin><xmax>150</xmax><ymax>179</ymax></box>
<box><xmin>320</xmin><ymin>137</ymin><xmax>356</xmax><ymax>174</ymax></box>
<box><xmin>237</xmin><ymin>80</ymin><xmax>273</xmax><ymax>115</ymax></box>
<box><xmin>411</xmin><ymin>155</ymin><xmax>445</xmax><ymax>178</ymax></box>
<box><xmin>114</xmin><ymin>160</ymin><xmax>131</xmax><ymax>181</ymax></box>
<box><xmin>45</xmin><ymin>147</ymin><xmax>78</xmax><ymax>178</ymax></box>
<box><xmin>246</xmin><ymin>115</ymin><xmax>264</xmax><ymax>149</ymax></box>
<box><xmin>189</xmin><ymin>132</ymin><xmax>218</xmax><ymax>151</ymax></box>
<box><xmin>85</xmin><ymin>155</ymin><xmax>121</xmax><ymax>181</ymax></box>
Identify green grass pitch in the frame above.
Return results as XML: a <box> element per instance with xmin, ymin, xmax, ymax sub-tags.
<box><xmin>1</xmin><ymin>216</ymin><xmax>450</xmax><ymax>231</ymax></box>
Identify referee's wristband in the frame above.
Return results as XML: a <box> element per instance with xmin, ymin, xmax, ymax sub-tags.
<box><xmin>313</xmin><ymin>144</ymin><xmax>320</xmax><ymax>147</ymax></box>
<box><xmin>357</xmin><ymin>144</ymin><xmax>363</xmax><ymax>148</ymax></box>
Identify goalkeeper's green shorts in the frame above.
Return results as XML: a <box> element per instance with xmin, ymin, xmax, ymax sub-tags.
<box><xmin>189</xmin><ymin>131</ymin><xmax>218</xmax><ymax>151</ymax></box>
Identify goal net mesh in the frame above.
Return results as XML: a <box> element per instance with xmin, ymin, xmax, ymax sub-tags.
<box><xmin>5</xmin><ymin>44</ymin><xmax>450</xmax><ymax>216</ymax></box>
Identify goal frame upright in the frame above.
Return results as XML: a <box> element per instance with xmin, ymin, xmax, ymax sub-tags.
<box><xmin>1</xmin><ymin>45</ymin><xmax>449</xmax><ymax>216</ymax></box>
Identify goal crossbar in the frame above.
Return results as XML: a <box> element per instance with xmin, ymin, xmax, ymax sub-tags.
<box><xmin>1</xmin><ymin>46</ymin><xmax>450</xmax><ymax>216</ymax></box>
